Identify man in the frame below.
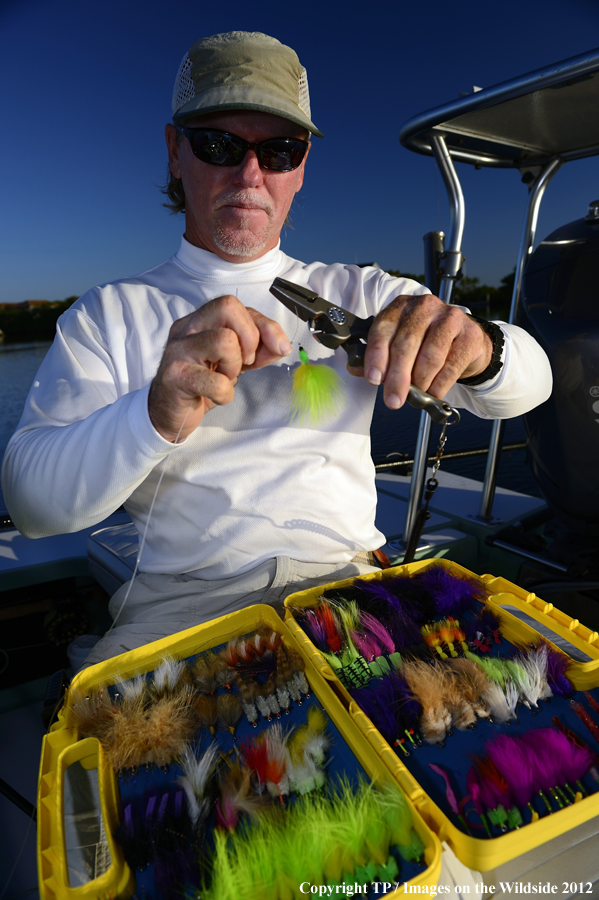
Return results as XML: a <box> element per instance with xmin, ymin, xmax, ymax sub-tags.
<box><xmin>1</xmin><ymin>32</ymin><xmax>552</xmax><ymax>663</ymax></box>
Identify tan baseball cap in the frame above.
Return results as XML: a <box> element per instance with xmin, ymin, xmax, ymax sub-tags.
<box><xmin>171</xmin><ymin>31</ymin><xmax>323</xmax><ymax>137</ymax></box>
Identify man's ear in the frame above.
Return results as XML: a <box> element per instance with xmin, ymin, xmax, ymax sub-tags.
<box><xmin>165</xmin><ymin>124</ymin><xmax>181</xmax><ymax>179</ymax></box>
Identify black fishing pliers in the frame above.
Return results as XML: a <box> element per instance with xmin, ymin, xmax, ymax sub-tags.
<box><xmin>269</xmin><ymin>276</ymin><xmax>456</xmax><ymax>425</ymax></box>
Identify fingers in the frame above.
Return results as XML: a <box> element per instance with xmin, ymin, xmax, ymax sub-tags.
<box><xmin>244</xmin><ymin>307</ymin><xmax>292</xmax><ymax>370</ymax></box>
<box><xmin>161</xmin><ymin>329</ymin><xmax>242</xmax><ymax>401</ymax></box>
<box><xmin>149</xmin><ymin>327</ymin><xmax>239</xmax><ymax>441</ymax></box>
<box><xmin>426</xmin><ymin>317</ymin><xmax>491</xmax><ymax>396</ymax></box>
<box><xmin>149</xmin><ymin>295</ymin><xmax>291</xmax><ymax>441</ymax></box>
<box><xmin>408</xmin><ymin>304</ymin><xmax>473</xmax><ymax>393</ymax></box>
<box><xmin>169</xmin><ymin>295</ymin><xmax>262</xmax><ymax>366</ymax></box>
<box><xmin>361</xmin><ymin>294</ymin><xmax>491</xmax><ymax>409</ymax></box>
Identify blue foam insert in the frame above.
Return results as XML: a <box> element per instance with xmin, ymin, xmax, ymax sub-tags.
<box><xmin>113</xmin><ymin>634</ymin><xmax>426</xmax><ymax>898</ymax></box>
<box><xmin>350</xmin><ymin>623</ymin><xmax>599</xmax><ymax>839</ymax></box>
<box><xmin>401</xmin><ymin>687</ymin><xmax>599</xmax><ymax>836</ymax></box>
<box><xmin>306</xmin><ymin>586</ymin><xmax>599</xmax><ymax>842</ymax></box>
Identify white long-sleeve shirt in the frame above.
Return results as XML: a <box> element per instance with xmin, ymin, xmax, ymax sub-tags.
<box><xmin>1</xmin><ymin>238</ymin><xmax>552</xmax><ymax>577</ymax></box>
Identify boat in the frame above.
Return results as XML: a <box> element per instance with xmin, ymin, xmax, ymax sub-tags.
<box><xmin>2</xmin><ymin>45</ymin><xmax>599</xmax><ymax>900</ymax></box>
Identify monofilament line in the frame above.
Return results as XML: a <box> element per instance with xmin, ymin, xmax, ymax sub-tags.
<box><xmin>88</xmin><ymin>406</ymin><xmax>192</xmax><ymax>663</ymax></box>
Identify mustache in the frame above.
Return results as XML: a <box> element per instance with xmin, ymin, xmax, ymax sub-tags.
<box><xmin>215</xmin><ymin>191</ymin><xmax>274</xmax><ymax>214</ymax></box>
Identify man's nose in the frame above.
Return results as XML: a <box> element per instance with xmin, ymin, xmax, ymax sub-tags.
<box><xmin>232</xmin><ymin>150</ymin><xmax>264</xmax><ymax>186</ymax></box>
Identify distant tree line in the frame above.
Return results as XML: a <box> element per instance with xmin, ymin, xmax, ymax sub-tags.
<box><xmin>0</xmin><ymin>297</ymin><xmax>78</xmax><ymax>343</ymax></box>
<box><xmin>0</xmin><ymin>269</ymin><xmax>516</xmax><ymax>344</ymax></box>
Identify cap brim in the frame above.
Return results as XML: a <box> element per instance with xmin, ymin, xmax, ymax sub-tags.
<box><xmin>172</xmin><ymin>84</ymin><xmax>323</xmax><ymax>138</ymax></box>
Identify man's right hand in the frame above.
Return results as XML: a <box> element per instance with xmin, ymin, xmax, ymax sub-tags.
<box><xmin>148</xmin><ymin>295</ymin><xmax>292</xmax><ymax>442</ymax></box>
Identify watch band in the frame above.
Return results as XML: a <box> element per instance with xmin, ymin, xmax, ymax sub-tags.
<box><xmin>457</xmin><ymin>316</ymin><xmax>505</xmax><ymax>386</ymax></box>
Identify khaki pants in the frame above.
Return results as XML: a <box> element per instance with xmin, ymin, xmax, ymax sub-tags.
<box><xmin>83</xmin><ymin>555</ymin><xmax>379</xmax><ymax>668</ymax></box>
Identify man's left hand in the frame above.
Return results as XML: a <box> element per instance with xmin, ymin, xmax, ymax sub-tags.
<box><xmin>347</xmin><ymin>293</ymin><xmax>493</xmax><ymax>408</ymax></box>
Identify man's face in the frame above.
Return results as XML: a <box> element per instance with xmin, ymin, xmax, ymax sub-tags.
<box><xmin>165</xmin><ymin>110</ymin><xmax>310</xmax><ymax>261</ymax></box>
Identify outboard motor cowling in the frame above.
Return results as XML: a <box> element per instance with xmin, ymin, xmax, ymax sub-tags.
<box><xmin>516</xmin><ymin>201</ymin><xmax>599</xmax><ymax>536</ymax></box>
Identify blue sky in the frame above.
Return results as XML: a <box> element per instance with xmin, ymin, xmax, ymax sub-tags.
<box><xmin>2</xmin><ymin>0</ymin><xmax>599</xmax><ymax>303</ymax></box>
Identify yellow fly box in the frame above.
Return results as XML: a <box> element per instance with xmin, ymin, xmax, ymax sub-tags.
<box><xmin>38</xmin><ymin>604</ymin><xmax>441</xmax><ymax>899</ymax></box>
<box><xmin>283</xmin><ymin>558</ymin><xmax>599</xmax><ymax>872</ymax></box>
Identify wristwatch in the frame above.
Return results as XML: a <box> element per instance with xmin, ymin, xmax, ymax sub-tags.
<box><xmin>457</xmin><ymin>316</ymin><xmax>505</xmax><ymax>386</ymax></box>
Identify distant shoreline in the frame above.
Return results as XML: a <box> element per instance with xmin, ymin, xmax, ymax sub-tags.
<box><xmin>0</xmin><ymin>298</ymin><xmax>77</xmax><ymax>343</ymax></box>
<box><xmin>0</xmin><ymin>340</ymin><xmax>53</xmax><ymax>352</ymax></box>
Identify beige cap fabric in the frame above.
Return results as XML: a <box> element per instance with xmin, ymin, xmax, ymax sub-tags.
<box><xmin>171</xmin><ymin>31</ymin><xmax>323</xmax><ymax>137</ymax></box>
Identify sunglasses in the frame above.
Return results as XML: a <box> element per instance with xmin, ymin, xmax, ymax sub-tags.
<box><xmin>175</xmin><ymin>126</ymin><xmax>309</xmax><ymax>172</ymax></box>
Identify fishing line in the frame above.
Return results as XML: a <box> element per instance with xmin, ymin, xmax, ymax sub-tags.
<box><xmin>87</xmin><ymin>307</ymin><xmax>312</xmax><ymax>664</ymax></box>
<box><xmin>285</xmin><ymin>302</ymin><xmax>302</xmax><ymax>377</ymax></box>
<box><xmin>86</xmin><ymin>303</ymin><xmax>299</xmax><ymax>668</ymax></box>
<box><xmin>87</xmin><ymin>406</ymin><xmax>192</xmax><ymax>664</ymax></box>
<box><xmin>103</xmin><ymin>308</ymin><xmax>303</xmax><ymax>652</ymax></box>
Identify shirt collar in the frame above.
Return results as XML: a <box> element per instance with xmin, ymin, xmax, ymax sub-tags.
<box><xmin>175</xmin><ymin>235</ymin><xmax>285</xmax><ymax>280</ymax></box>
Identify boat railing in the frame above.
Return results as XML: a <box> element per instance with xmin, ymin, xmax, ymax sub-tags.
<box><xmin>401</xmin><ymin>155</ymin><xmax>561</xmax><ymax>547</ymax></box>
<box><xmin>396</xmin><ymin>45</ymin><xmax>599</xmax><ymax>552</ymax></box>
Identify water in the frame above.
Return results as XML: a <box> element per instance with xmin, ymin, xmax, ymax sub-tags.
<box><xmin>0</xmin><ymin>342</ymin><xmax>542</xmax><ymax>513</ymax></box>
<box><xmin>0</xmin><ymin>342</ymin><xmax>52</xmax><ymax>457</ymax></box>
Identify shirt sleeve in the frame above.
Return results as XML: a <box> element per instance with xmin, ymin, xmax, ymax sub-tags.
<box><xmin>445</xmin><ymin>321</ymin><xmax>552</xmax><ymax>419</ymax></box>
<box><xmin>0</xmin><ymin>305</ymin><xmax>177</xmax><ymax>538</ymax></box>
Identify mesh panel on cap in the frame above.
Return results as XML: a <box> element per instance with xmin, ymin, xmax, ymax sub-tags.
<box><xmin>298</xmin><ymin>67</ymin><xmax>311</xmax><ymax>120</ymax></box>
<box><xmin>171</xmin><ymin>53</ymin><xmax>195</xmax><ymax>117</ymax></box>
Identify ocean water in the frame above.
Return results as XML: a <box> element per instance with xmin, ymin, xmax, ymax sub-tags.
<box><xmin>0</xmin><ymin>342</ymin><xmax>52</xmax><ymax>458</ymax></box>
<box><xmin>0</xmin><ymin>341</ymin><xmax>542</xmax><ymax>501</ymax></box>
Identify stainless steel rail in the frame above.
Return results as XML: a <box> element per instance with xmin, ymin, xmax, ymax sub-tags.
<box><xmin>475</xmin><ymin>158</ymin><xmax>562</xmax><ymax>522</ymax></box>
<box><xmin>486</xmin><ymin>539</ymin><xmax>568</xmax><ymax>573</ymax></box>
<box><xmin>401</xmin><ymin>134</ymin><xmax>465</xmax><ymax>546</ymax></box>
<box><xmin>431</xmin><ymin>134</ymin><xmax>465</xmax><ymax>300</ymax></box>
<box><xmin>401</xmin><ymin>149</ymin><xmax>561</xmax><ymax>539</ymax></box>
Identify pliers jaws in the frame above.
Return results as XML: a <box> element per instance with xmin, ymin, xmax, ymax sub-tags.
<box><xmin>269</xmin><ymin>277</ymin><xmax>374</xmax><ymax>366</ymax></box>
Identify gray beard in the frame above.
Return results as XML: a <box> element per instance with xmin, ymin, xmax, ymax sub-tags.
<box><xmin>212</xmin><ymin>224</ymin><xmax>271</xmax><ymax>258</ymax></box>
<box><xmin>211</xmin><ymin>193</ymin><xmax>275</xmax><ymax>258</ymax></box>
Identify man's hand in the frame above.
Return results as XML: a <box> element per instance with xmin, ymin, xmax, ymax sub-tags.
<box><xmin>148</xmin><ymin>295</ymin><xmax>292</xmax><ymax>442</ymax></box>
<box><xmin>348</xmin><ymin>294</ymin><xmax>493</xmax><ymax>409</ymax></box>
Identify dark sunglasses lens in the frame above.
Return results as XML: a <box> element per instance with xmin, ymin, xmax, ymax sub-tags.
<box><xmin>259</xmin><ymin>139</ymin><xmax>307</xmax><ymax>171</ymax></box>
<box><xmin>185</xmin><ymin>129</ymin><xmax>308</xmax><ymax>170</ymax></box>
<box><xmin>192</xmin><ymin>131</ymin><xmax>245</xmax><ymax>166</ymax></box>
